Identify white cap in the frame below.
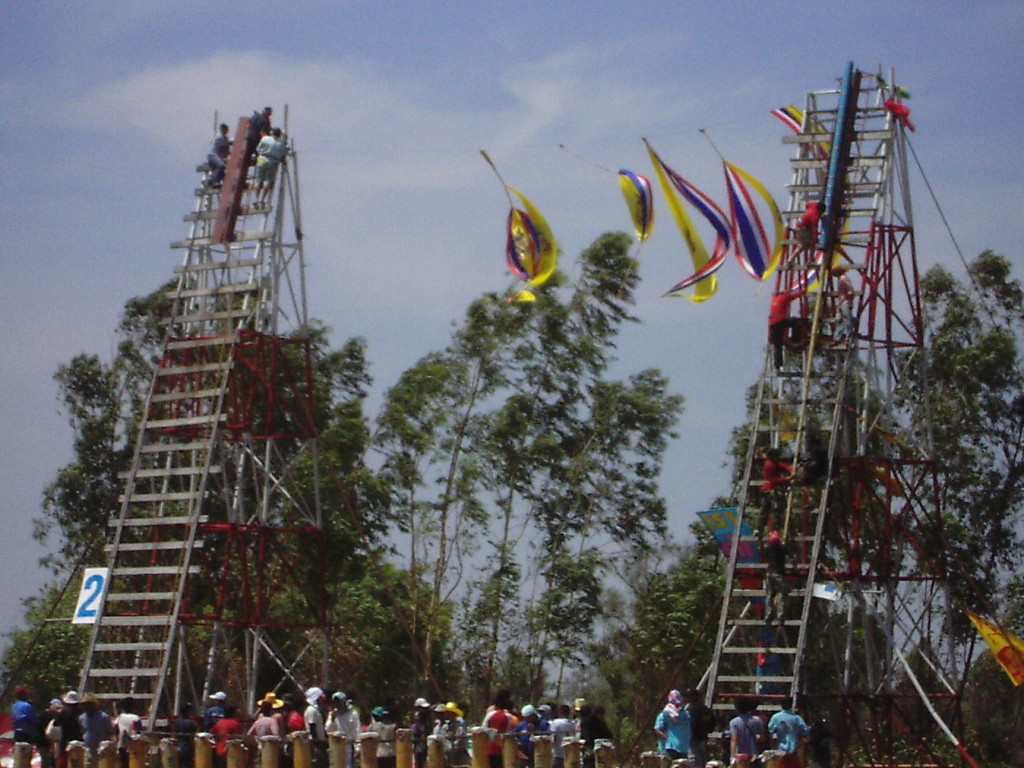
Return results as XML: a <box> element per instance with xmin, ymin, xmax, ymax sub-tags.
<box><xmin>210</xmin><ymin>691</ymin><xmax>227</xmax><ymax>701</ymax></box>
<box><xmin>305</xmin><ymin>687</ymin><xmax>324</xmax><ymax>706</ymax></box>
<box><xmin>415</xmin><ymin>698</ymin><xmax>430</xmax><ymax>709</ymax></box>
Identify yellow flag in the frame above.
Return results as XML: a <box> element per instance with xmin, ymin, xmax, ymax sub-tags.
<box><xmin>968</xmin><ymin>611</ymin><xmax>1024</xmax><ymax>686</ymax></box>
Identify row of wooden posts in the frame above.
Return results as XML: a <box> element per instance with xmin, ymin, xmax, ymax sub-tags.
<box><xmin>10</xmin><ymin>730</ymin><xmax>668</xmax><ymax>768</ymax></box>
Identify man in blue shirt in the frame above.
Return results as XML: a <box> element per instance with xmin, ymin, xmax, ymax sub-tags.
<box><xmin>12</xmin><ymin>686</ymin><xmax>39</xmax><ymax>744</ymax></box>
<box><xmin>653</xmin><ymin>690</ymin><xmax>691</xmax><ymax>762</ymax></box>
<box><xmin>768</xmin><ymin>702</ymin><xmax>809</xmax><ymax>768</ymax></box>
<box><xmin>205</xmin><ymin>124</ymin><xmax>231</xmax><ymax>189</ymax></box>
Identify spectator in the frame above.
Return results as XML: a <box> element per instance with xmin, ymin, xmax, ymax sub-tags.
<box><xmin>653</xmin><ymin>690</ymin><xmax>690</xmax><ymax>763</ymax></box>
<box><xmin>78</xmin><ymin>693</ymin><xmax>115</xmax><ymax>758</ymax></box>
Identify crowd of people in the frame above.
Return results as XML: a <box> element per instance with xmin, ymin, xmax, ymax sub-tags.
<box><xmin>9</xmin><ymin>687</ymin><xmax>142</xmax><ymax>768</ymax></box>
<box><xmin>652</xmin><ymin>690</ymin><xmax>830</xmax><ymax>768</ymax></box>
<box><xmin>201</xmin><ymin>105</ymin><xmax>287</xmax><ymax>210</ymax></box>
<box><xmin>10</xmin><ymin>682</ymin><xmax>832</xmax><ymax>768</ymax></box>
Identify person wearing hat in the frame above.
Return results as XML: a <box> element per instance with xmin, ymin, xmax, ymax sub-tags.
<box><xmin>371</xmin><ymin>703</ymin><xmax>399</xmax><ymax>768</ymax></box>
<box><xmin>247</xmin><ymin>699</ymin><xmax>282</xmax><ymax>741</ymax></box>
<box><xmin>203</xmin><ymin>692</ymin><xmax>227</xmax><ymax>731</ymax></box>
<box><xmin>434</xmin><ymin>703</ymin><xmax>468</xmax><ymax>767</ymax></box>
<box><xmin>54</xmin><ymin>693</ymin><xmax>84</xmax><ymax>768</ymax></box>
<box><xmin>325</xmin><ymin>692</ymin><xmax>359</xmax><ymax>768</ymax></box>
<box><xmin>511</xmin><ymin>704</ymin><xmax>550</xmax><ymax>768</ymax></box>
<box><xmin>12</xmin><ymin>686</ymin><xmax>40</xmax><ymax>745</ymax></box>
<box><xmin>411</xmin><ymin>698</ymin><xmax>432</xmax><ymax>768</ymax></box>
<box><xmin>78</xmin><ymin>693</ymin><xmax>114</xmax><ymax>758</ymax></box>
<box><xmin>304</xmin><ymin>687</ymin><xmax>328</xmax><ymax>768</ymax></box>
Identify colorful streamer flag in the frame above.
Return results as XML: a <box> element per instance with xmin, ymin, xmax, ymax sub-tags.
<box><xmin>504</xmin><ymin>186</ymin><xmax>557</xmax><ymax>302</ymax></box>
<box><xmin>723</xmin><ymin>161</ymin><xmax>783</xmax><ymax>280</ymax></box>
<box><xmin>618</xmin><ymin>169</ymin><xmax>654</xmax><ymax>242</ymax></box>
<box><xmin>644</xmin><ymin>139</ymin><xmax>731</xmax><ymax>302</ymax></box>
<box><xmin>771</xmin><ymin>105</ymin><xmax>803</xmax><ymax>134</ymax></box>
<box><xmin>968</xmin><ymin>611</ymin><xmax>1024</xmax><ymax>686</ymax></box>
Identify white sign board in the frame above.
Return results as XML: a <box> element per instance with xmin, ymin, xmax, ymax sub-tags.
<box><xmin>72</xmin><ymin>568</ymin><xmax>110</xmax><ymax>624</ymax></box>
<box><xmin>813</xmin><ymin>582</ymin><xmax>840</xmax><ymax>601</ymax></box>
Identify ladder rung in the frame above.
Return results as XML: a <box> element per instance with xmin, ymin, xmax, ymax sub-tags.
<box><xmin>110</xmin><ymin>565</ymin><xmax>200</xmax><ymax>576</ymax></box>
<box><xmin>171</xmin><ymin>230</ymin><xmax>273</xmax><ymax>249</ymax></box>
<box><xmin>106</xmin><ymin>541</ymin><xmax>202</xmax><ymax>553</ymax></box>
<box><xmin>165</xmin><ymin>336</ymin><xmax>237</xmax><ymax>350</ymax></box>
<box><xmin>150</xmin><ymin>388</ymin><xmax>224</xmax><ymax>404</ymax></box>
<box><xmin>791</xmin><ymin>156</ymin><xmax>885</xmax><ymax>169</ymax></box>
<box><xmin>98</xmin><ymin>615</ymin><xmax>175</xmax><ymax>626</ymax></box>
<box><xmin>183</xmin><ymin>206</ymin><xmax>264</xmax><ymax>223</ymax></box>
<box><xmin>120</xmin><ymin>465</ymin><xmax>220</xmax><ymax>479</ymax></box>
<box><xmin>88</xmin><ymin>668</ymin><xmax>161</xmax><ymax>678</ymax></box>
<box><xmin>145</xmin><ymin>414</ymin><xmax>226</xmax><ymax>431</ymax></box>
<box><xmin>94</xmin><ymin>642</ymin><xmax>166</xmax><ymax>652</ymax></box>
<box><xmin>109</xmin><ymin>515</ymin><xmax>208</xmax><ymax>527</ymax></box>
<box><xmin>155</xmin><ymin>361</ymin><xmax>232</xmax><ymax>376</ymax></box>
<box><xmin>174</xmin><ymin>256</ymin><xmax>262</xmax><ymax>273</ymax></box>
<box><xmin>170</xmin><ymin>281</ymin><xmax>260</xmax><ymax>300</ymax></box>
<box><xmin>89</xmin><ymin>692</ymin><xmax>155</xmax><ymax>702</ymax></box>
<box><xmin>120</xmin><ymin>491</ymin><xmax>203</xmax><ymax>503</ymax></box>
<box><xmin>102</xmin><ymin>592</ymin><xmax>178</xmax><ymax>602</ymax></box>
<box><xmin>722</xmin><ymin>646</ymin><xmax>798</xmax><ymax>655</ymax></box>
<box><xmin>139</xmin><ymin>440</ymin><xmax>211</xmax><ymax>454</ymax></box>
<box><xmin>166</xmin><ymin>309</ymin><xmax>254</xmax><ymax>325</ymax></box>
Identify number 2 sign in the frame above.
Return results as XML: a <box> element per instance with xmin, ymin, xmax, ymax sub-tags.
<box><xmin>72</xmin><ymin>568</ymin><xmax>110</xmax><ymax>624</ymax></box>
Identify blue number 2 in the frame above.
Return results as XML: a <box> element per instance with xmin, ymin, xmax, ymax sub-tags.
<box><xmin>77</xmin><ymin>573</ymin><xmax>105</xmax><ymax>619</ymax></box>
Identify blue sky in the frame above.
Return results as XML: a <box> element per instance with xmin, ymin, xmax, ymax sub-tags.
<box><xmin>1</xmin><ymin>1</ymin><xmax>1022</xmax><ymax>645</ymax></box>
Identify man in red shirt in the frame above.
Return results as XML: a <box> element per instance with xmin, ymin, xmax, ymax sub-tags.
<box><xmin>769</xmin><ymin>286</ymin><xmax>808</xmax><ymax>371</ymax></box>
<box><xmin>760</xmin><ymin>447</ymin><xmax>793</xmax><ymax>535</ymax></box>
<box><xmin>482</xmin><ymin>690</ymin><xmax>513</xmax><ymax>768</ymax></box>
<box><xmin>210</xmin><ymin>706</ymin><xmax>241</xmax><ymax>768</ymax></box>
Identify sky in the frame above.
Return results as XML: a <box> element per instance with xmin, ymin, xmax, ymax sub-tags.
<box><xmin>1</xmin><ymin>2</ymin><xmax>1022</xmax><ymax>650</ymax></box>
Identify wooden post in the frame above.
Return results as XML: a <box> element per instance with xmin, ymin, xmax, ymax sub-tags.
<box><xmin>291</xmin><ymin>732</ymin><xmax>312</xmax><ymax>768</ymax></box>
<box><xmin>328</xmin><ymin>734</ymin><xmax>349</xmax><ymax>768</ymax></box>
<box><xmin>13</xmin><ymin>742</ymin><xmax>33</xmax><ymax>768</ymax></box>
<box><xmin>227</xmin><ymin>739</ymin><xmax>248</xmax><ymax>768</ymax></box>
<box><xmin>532</xmin><ymin>735</ymin><xmax>553</xmax><ymax>768</ymax></box>
<box><xmin>97</xmin><ymin>741</ymin><xmax>118</xmax><ymax>768</ymax></box>
<box><xmin>259</xmin><ymin>736</ymin><xmax>283</xmax><ymax>768</ymax></box>
<box><xmin>358</xmin><ymin>733</ymin><xmax>379</xmax><ymax>768</ymax></box>
<box><xmin>395</xmin><ymin>729</ymin><xmax>412</xmax><ymax>768</ymax></box>
<box><xmin>469</xmin><ymin>728</ymin><xmax>490</xmax><ymax>768</ymax></box>
<box><xmin>593</xmin><ymin>741</ymin><xmax>614</xmax><ymax>768</ymax></box>
<box><xmin>563</xmin><ymin>740</ymin><xmax>581</xmax><ymax>768</ymax></box>
<box><xmin>195</xmin><ymin>735</ymin><xmax>215</xmax><ymax>768</ymax></box>
<box><xmin>66</xmin><ymin>741</ymin><xmax>88</xmax><ymax>768</ymax></box>
<box><xmin>160</xmin><ymin>738</ymin><xmax>181</xmax><ymax>768</ymax></box>
<box><xmin>426</xmin><ymin>735</ymin><xmax>445</xmax><ymax>768</ymax></box>
<box><xmin>500</xmin><ymin>734</ymin><xmax>517</xmax><ymax>768</ymax></box>
<box><xmin>128</xmin><ymin>735</ymin><xmax>152</xmax><ymax>768</ymax></box>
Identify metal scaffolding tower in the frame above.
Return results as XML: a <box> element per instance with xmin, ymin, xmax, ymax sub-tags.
<box><xmin>79</xmin><ymin>112</ymin><xmax>327</xmax><ymax>724</ymax></box>
<box><xmin>704</xmin><ymin>65</ymin><xmax>975</xmax><ymax>766</ymax></box>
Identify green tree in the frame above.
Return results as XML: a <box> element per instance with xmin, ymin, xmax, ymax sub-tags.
<box><xmin>375</xmin><ymin>232</ymin><xmax>684</xmax><ymax>708</ymax></box>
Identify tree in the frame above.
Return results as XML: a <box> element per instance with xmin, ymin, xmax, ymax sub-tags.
<box><xmin>909</xmin><ymin>251</ymin><xmax>1024</xmax><ymax>604</ymax></box>
<box><xmin>375</xmin><ymin>232</ymin><xmax>684</xmax><ymax>707</ymax></box>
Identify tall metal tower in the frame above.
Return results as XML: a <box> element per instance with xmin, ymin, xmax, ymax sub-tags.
<box><xmin>704</xmin><ymin>65</ymin><xmax>976</xmax><ymax>766</ymax></box>
<box><xmin>79</xmin><ymin>112</ymin><xmax>328</xmax><ymax>723</ymax></box>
